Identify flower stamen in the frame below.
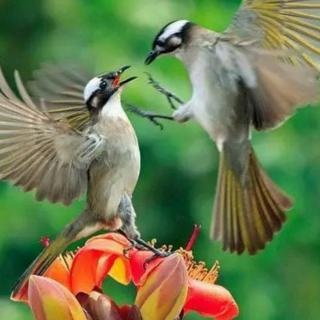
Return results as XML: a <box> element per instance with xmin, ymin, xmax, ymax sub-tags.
<box><xmin>177</xmin><ymin>249</ymin><xmax>219</xmax><ymax>284</ymax></box>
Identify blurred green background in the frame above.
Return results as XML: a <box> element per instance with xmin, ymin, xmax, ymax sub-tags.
<box><xmin>0</xmin><ymin>0</ymin><xmax>320</xmax><ymax>319</ymax></box>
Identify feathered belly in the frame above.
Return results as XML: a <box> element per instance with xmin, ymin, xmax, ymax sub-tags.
<box><xmin>191</xmin><ymin>90</ymin><xmax>237</xmax><ymax>150</ymax></box>
<box><xmin>87</xmin><ymin>143</ymin><xmax>140</xmax><ymax>218</ymax></box>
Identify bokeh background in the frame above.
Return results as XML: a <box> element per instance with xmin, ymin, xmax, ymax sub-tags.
<box><xmin>0</xmin><ymin>0</ymin><xmax>320</xmax><ymax>319</ymax></box>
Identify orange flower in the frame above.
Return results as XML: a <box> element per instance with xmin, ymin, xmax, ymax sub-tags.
<box><xmin>180</xmin><ymin>249</ymin><xmax>239</xmax><ymax>319</ymax></box>
<box><xmin>70</xmin><ymin>233</ymin><xmax>133</xmax><ymax>295</ymax></box>
<box><xmin>13</xmin><ymin>230</ymin><xmax>239</xmax><ymax>320</ymax></box>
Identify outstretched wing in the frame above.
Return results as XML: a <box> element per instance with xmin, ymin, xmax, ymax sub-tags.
<box><xmin>29</xmin><ymin>64</ymin><xmax>92</xmax><ymax>132</ymax></box>
<box><xmin>0</xmin><ymin>68</ymin><xmax>100</xmax><ymax>205</ymax></box>
<box><xmin>211</xmin><ymin>41</ymin><xmax>319</xmax><ymax>131</ymax></box>
<box><xmin>225</xmin><ymin>0</ymin><xmax>320</xmax><ymax>70</ymax></box>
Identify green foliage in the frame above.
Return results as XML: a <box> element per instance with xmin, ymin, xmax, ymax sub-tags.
<box><xmin>0</xmin><ymin>0</ymin><xmax>319</xmax><ymax>319</ymax></box>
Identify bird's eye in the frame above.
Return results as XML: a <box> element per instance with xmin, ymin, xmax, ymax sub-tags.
<box><xmin>99</xmin><ymin>80</ymin><xmax>107</xmax><ymax>90</ymax></box>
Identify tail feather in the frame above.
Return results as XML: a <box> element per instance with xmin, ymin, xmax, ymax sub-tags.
<box><xmin>11</xmin><ymin>234</ymin><xmax>71</xmax><ymax>302</ymax></box>
<box><xmin>212</xmin><ymin>147</ymin><xmax>292</xmax><ymax>255</ymax></box>
<box><xmin>10</xmin><ymin>213</ymin><xmax>94</xmax><ymax>301</ymax></box>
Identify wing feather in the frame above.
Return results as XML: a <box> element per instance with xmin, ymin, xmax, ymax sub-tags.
<box><xmin>226</xmin><ymin>0</ymin><xmax>320</xmax><ymax>70</ymax></box>
<box><xmin>29</xmin><ymin>64</ymin><xmax>92</xmax><ymax>131</ymax></box>
<box><xmin>0</xmin><ymin>67</ymin><xmax>97</xmax><ymax>205</ymax></box>
<box><xmin>214</xmin><ymin>41</ymin><xmax>319</xmax><ymax>130</ymax></box>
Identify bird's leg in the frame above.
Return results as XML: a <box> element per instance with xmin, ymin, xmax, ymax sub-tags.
<box><xmin>125</xmin><ymin>73</ymin><xmax>185</xmax><ymax>129</ymax></box>
<box><xmin>126</xmin><ymin>104</ymin><xmax>174</xmax><ymax>130</ymax></box>
<box><xmin>134</xmin><ymin>238</ymin><xmax>170</xmax><ymax>258</ymax></box>
<box><xmin>146</xmin><ymin>72</ymin><xmax>184</xmax><ymax>110</ymax></box>
<box><xmin>118</xmin><ymin>194</ymin><xmax>171</xmax><ymax>258</ymax></box>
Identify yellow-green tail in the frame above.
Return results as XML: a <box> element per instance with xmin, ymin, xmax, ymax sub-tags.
<box><xmin>10</xmin><ymin>232</ymin><xmax>72</xmax><ymax>301</ymax></box>
<box><xmin>211</xmin><ymin>147</ymin><xmax>293</xmax><ymax>255</ymax></box>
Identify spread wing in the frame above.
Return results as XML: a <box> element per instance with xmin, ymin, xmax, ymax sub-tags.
<box><xmin>212</xmin><ymin>41</ymin><xmax>319</xmax><ymax>130</ymax></box>
<box><xmin>0</xmin><ymin>68</ymin><xmax>101</xmax><ymax>205</ymax></box>
<box><xmin>29</xmin><ymin>64</ymin><xmax>92</xmax><ymax>132</ymax></box>
<box><xmin>225</xmin><ymin>0</ymin><xmax>320</xmax><ymax>71</ymax></box>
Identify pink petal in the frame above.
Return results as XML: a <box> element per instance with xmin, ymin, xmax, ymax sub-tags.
<box><xmin>135</xmin><ymin>254</ymin><xmax>188</xmax><ymax>320</ymax></box>
<box><xmin>84</xmin><ymin>291</ymin><xmax>123</xmax><ymax>320</ymax></box>
<box><xmin>128</xmin><ymin>250</ymin><xmax>163</xmax><ymax>286</ymax></box>
<box><xmin>28</xmin><ymin>275</ymin><xmax>86</xmax><ymax>320</ymax></box>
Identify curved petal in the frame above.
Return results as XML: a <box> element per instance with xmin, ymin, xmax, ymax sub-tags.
<box><xmin>28</xmin><ymin>275</ymin><xmax>87</xmax><ymax>320</ymax></box>
<box><xmin>119</xmin><ymin>305</ymin><xmax>142</xmax><ymax>320</ymax></box>
<box><xmin>184</xmin><ymin>279</ymin><xmax>239</xmax><ymax>320</ymax></box>
<box><xmin>84</xmin><ymin>291</ymin><xmax>123</xmax><ymax>320</ymax></box>
<box><xmin>45</xmin><ymin>256</ymin><xmax>71</xmax><ymax>290</ymax></box>
<box><xmin>70</xmin><ymin>233</ymin><xmax>132</xmax><ymax>295</ymax></box>
<box><xmin>108</xmin><ymin>257</ymin><xmax>131</xmax><ymax>285</ymax></box>
<box><xmin>135</xmin><ymin>254</ymin><xmax>188</xmax><ymax>320</ymax></box>
<box><xmin>128</xmin><ymin>250</ymin><xmax>164</xmax><ymax>286</ymax></box>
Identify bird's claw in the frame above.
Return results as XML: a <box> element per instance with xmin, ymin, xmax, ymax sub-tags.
<box><xmin>146</xmin><ymin>72</ymin><xmax>184</xmax><ymax>110</ymax></box>
<box><xmin>134</xmin><ymin>237</ymin><xmax>172</xmax><ymax>270</ymax></box>
<box><xmin>127</xmin><ymin>104</ymin><xmax>164</xmax><ymax>129</ymax></box>
<box><xmin>126</xmin><ymin>104</ymin><xmax>174</xmax><ymax>130</ymax></box>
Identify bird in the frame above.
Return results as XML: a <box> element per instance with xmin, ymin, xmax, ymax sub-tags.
<box><xmin>144</xmin><ymin>1</ymin><xmax>320</xmax><ymax>255</ymax></box>
<box><xmin>6</xmin><ymin>64</ymin><xmax>143</xmax><ymax>300</ymax></box>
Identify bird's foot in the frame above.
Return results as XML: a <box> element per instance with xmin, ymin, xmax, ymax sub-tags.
<box><xmin>116</xmin><ymin>230</ymin><xmax>171</xmax><ymax>267</ymax></box>
<box><xmin>146</xmin><ymin>72</ymin><xmax>184</xmax><ymax>110</ymax></box>
<box><xmin>134</xmin><ymin>238</ymin><xmax>171</xmax><ymax>257</ymax></box>
<box><xmin>133</xmin><ymin>238</ymin><xmax>172</xmax><ymax>270</ymax></box>
<box><xmin>126</xmin><ymin>104</ymin><xmax>173</xmax><ymax>130</ymax></box>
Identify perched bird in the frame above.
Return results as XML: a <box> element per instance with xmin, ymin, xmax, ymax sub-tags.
<box><xmin>145</xmin><ymin>1</ymin><xmax>320</xmax><ymax>254</ymax></box>
<box><xmin>6</xmin><ymin>65</ymin><xmax>142</xmax><ymax>299</ymax></box>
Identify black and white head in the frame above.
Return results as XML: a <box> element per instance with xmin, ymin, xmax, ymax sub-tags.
<box><xmin>145</xmin><ymin>20</ymin><xmax>193</xmax><ymax>65</ymax></box>
<box><xmin>84</xmin><ymin>65</ymin><xmax>136</xmax><ymax>110</ymax></box>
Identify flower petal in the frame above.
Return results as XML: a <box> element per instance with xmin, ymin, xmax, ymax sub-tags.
<box><xmin>184</xmin><ymin>279</ymin><xmax>239</xmax><ymax>320</ymax></box>
<box><xmin>28</xmin><ymin>275</ymin><xmax>87</xmax><ymax>320</ymax></box>
<box><xmin>70</xmin><ymin>233</ymin><xmax>132</xmax><ymax>295</ymax></box>
<box><xmin>45</xmin><ymin>256</ymin><xmax>71</xmax><ymax>290</ymax></box>
<box><xmin>128</xmin><ymin>250</ymin><xmax>163</xmax><ymax>286</ymax></box>
<box><xmin>119</xmin><ymin>305</ymin><xmax>142</xmax><ymax>320</ymax></box>
<box><xmin>135</xmin><ymin>254</ymin><xmax>188</xmax><ymax>320</ymax></box>
<box><xmin>84</xmin><ymin>291</ymin><xmax>123</xmax><ymax>320</ymax></box>
<box><xmin>108</xmin><ymin>257</ymin><xmax>131</xmax><ymax>285</ymax></box>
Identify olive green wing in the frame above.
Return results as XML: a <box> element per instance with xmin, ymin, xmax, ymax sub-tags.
<box><xmin>225</xmin><ymin>0</ymin><xmax>320</xmax><ymax>70</ymax></box>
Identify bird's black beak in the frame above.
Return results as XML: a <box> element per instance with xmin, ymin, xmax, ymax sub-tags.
<box><xmin>145</xmin><ymin>50</ymin><xmax>160</xmax><ymax>65</ymax></box>
<box><xmin>114</xmin><ymin>66</ymin><xmax>138</xmax><ymax>87</ymax></box>
<box><xmin>119</xmin><ymin>76</ymin><xmax>138</xmax><ymax>87</ymax></box>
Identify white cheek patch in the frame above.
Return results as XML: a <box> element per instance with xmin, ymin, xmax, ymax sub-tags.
<box><xmin>159</xmin><ymin>20</ymin><xmax>189</xmax><ymax>42</ymax></box>
<box><xmin>84</xmin><ymin>77</ymin><xmax>101</xmax><ymax>102</ymax></box>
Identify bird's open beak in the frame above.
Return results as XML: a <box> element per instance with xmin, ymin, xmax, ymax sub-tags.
<box><xmin>145</xmin><ymin>50</ymin><xmax>160</xmax><ymax>65</ymax></box>
<box><xmin>114</xmin><ymin>66</ymin><xmax>137</xmax><ymax>87</ymax></box>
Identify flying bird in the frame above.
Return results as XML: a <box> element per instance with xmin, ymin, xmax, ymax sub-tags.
<box><xmin>6</xmin><ymin>65</ymin><xmax>143</xmax><ymax>300</ymax></box>
<box><xmin>145</xmin><ymin>0</ymin><xmax>320</xmax><ymax>254</ymax></box>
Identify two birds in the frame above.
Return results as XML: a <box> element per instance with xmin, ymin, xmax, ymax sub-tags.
<box><xmin>8</xmin><ymin>0</ymin><xmax>320</xmax><ymax>299</ymax></box>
